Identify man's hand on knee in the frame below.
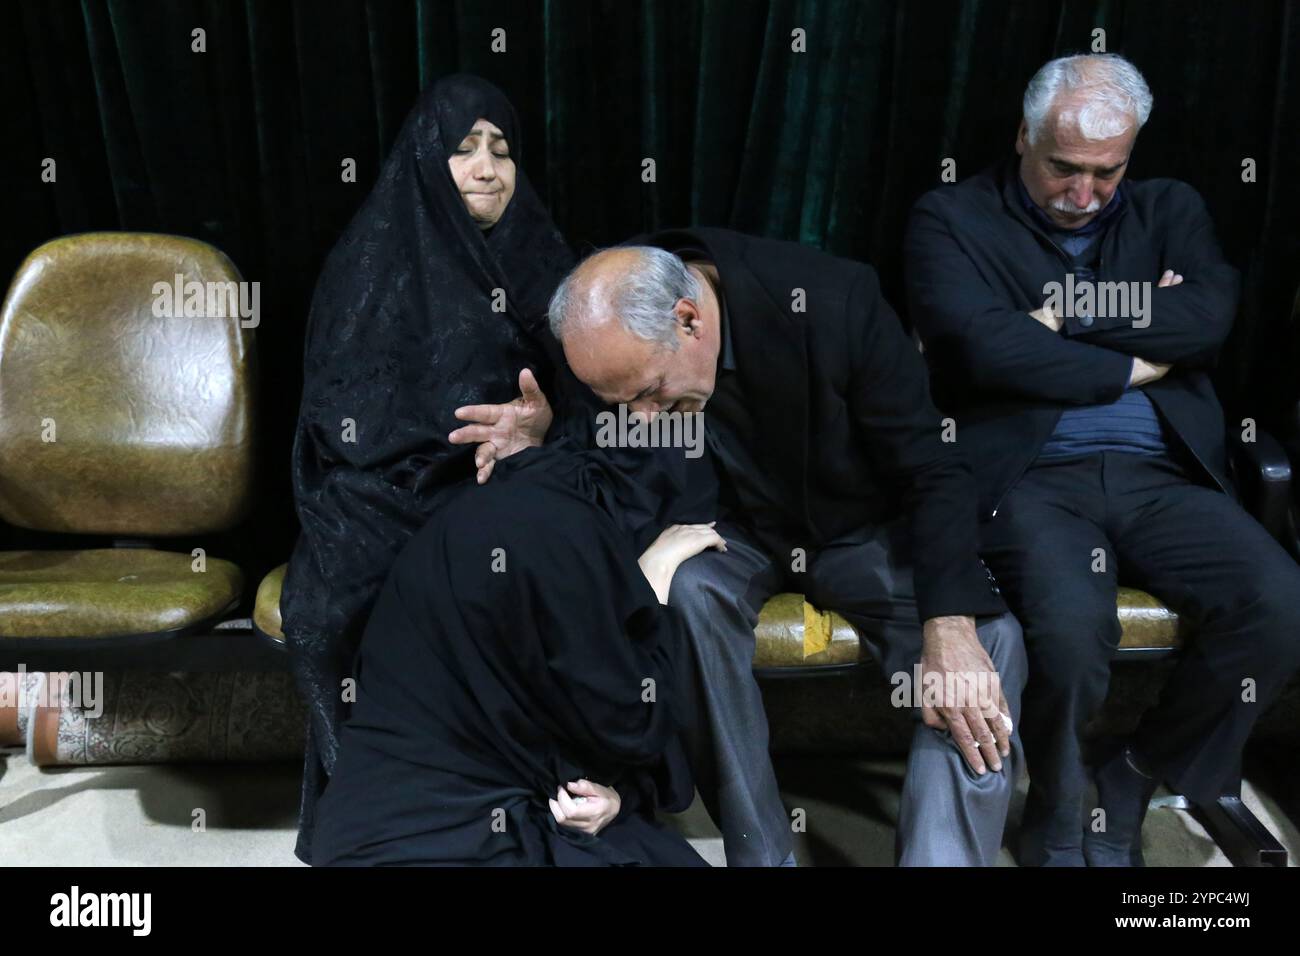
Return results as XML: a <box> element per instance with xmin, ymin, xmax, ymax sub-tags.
<box><xmin>919</xmin><ymin>615</ymin><xmax>1013</xmax><ymax>775</ymax></box>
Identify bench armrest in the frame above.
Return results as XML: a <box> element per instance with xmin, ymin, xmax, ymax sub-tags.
<box><xmin>1229</xmin><ymin>428</ymin><xmax>1294</xmax><ymax>551</ymax></box>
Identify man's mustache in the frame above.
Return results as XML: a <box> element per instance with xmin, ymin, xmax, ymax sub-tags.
<box><xmin>1049</xmin><ymin>197</ymin><xmax>1102</xmax><ymax>216</ymax></box>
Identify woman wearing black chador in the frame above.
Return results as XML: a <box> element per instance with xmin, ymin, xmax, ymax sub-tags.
<box><xmin>311</xmin><ymin>441</ymin><xmax>718</xmax><ymax>866</ymax></box>
<box><xmin>280</xmin><ymin>75</ymin><xmax>573</xmax><ymax>864</ymax></box>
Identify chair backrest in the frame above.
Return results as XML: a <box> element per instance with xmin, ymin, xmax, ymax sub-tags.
<box><xmin>0</xmin><ymin>233</ymin><xmax>256</xmax><ymax>536</ymax></box>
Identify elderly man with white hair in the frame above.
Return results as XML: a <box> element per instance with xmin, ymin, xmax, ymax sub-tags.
<box><xmin>905</xmin><ymin>53</ymin><xmax>1300</xmax><ymax>866</ymax></box>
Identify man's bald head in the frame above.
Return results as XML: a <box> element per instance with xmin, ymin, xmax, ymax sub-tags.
<box><xmin>547</xmin><ymin>246</ymin><xmax>722</xmax><ymax>416</ymax></box>
<box><xmin>549</xmin><ymin>247</ymin><xmax>698</xmax><ymax>348</ymax></box>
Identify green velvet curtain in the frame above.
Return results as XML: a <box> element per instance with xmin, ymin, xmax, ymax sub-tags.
<box><xmin>3</xmin><ymin>0</ymin><xmax>1297</xmax><ymax>575</ymax></box>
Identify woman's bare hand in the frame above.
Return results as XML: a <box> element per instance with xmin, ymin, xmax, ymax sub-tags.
<box><xmin>449</xmin><ymin>367</ymin><xmax>553</xmax><ymax>483</ymax></box>
<box><xmin>548</xmin><ymin>779</ymin><xmax>621</xmax><ymax>836</ymax></box>
<box><xmin>637</xmin><ymin>522</ymin><xmax>727</xmax><ymax>603</ymax></box>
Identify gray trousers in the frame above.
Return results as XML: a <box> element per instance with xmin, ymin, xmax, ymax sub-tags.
<box><xmin>667</xmin><ymin>518</ymin><xmax>1027</xmax><ymax>866</ymax></box>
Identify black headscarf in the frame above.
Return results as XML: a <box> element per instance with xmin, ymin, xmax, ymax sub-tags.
<box><xmin>281</xmin><ymin>74</ymin><xmax>574</xmax><ymax>864</ymax></box>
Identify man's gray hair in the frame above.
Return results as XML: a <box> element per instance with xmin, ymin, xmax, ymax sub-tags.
<box><xmin>548</xmin><ymin>246</ymin><xmax>701</xmax><ymax>351</ymax></box>
<box><xmin>1023</xmin><ymin>53</ymin><xmax>1153</xmax><ymax>145</ymax></box>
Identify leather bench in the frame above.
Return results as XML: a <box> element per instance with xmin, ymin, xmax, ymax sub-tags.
<box><xmin>252</xmin><ymin>562</ymin><xmax>1182</xmax><ymax>665</ymax></box>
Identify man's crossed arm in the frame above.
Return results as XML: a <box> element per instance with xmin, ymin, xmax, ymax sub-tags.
<box><xmin>1027</xmin><ymin>268</ymin><xmax>1188</xmax><ymax>388</ymax></box>
<box><xmin>904</xmin><ymin>203</ymin><xmax>1230</xmax><ymax>406</ymax></box>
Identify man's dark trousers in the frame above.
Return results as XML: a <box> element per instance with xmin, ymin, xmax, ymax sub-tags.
<box><xmin>981</xmin><ymin>449</ymin><xmax>1300</xmax><ymax>865</ymax></box>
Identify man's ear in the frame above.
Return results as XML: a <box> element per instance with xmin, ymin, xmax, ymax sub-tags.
<box><xmin>676</xmin><ymin>299</ymin><xmax>704</xmax><ymax>337</ymax></box>
<box><xmin>1015</xmin><ymin>120</ymin><xmax>1029</xmax><ymax>156</ymax></box>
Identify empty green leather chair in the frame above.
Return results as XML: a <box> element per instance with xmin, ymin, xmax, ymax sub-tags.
<box><xmin>0</xmin><ymin>233</ymin><xmax>254</xmax><ymax>651</ymax></box>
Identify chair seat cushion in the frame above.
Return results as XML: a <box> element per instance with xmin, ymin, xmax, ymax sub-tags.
<box><xmin>753</xmin><ymin>587</ymin><xmax>1183</xmax><ymax>669</ymax></box>
<box><xmin>1115</xmin><ymin>586</ymin><xmax>1183</xmax><ymax>651</ymax></box>
<box><xmin>0</xmin><ymin>549</ymin><xmax>242</xmax><ymax>638</ymax></box>
<box><xmin>254</xmin><ymin>563</ymin><xmax>287</xmax><ymax>641</ymax></box>
<box><xmin>755</xmin><ymin>593</ymin><xmax>861</xmax><ymax>668</ymax></box>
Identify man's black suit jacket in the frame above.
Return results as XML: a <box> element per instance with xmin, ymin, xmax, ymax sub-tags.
<box><xmin>904</xmin><ymin>159</ymin><xmax>1240</xmax><ymax>518</ymax></box>
<box><xmin>635</xmin><ymin>227</ymin><xmax>1005</xmax><ymax>624</ymax></box>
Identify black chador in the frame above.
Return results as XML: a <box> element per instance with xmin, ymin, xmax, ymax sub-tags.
<box><xmin>280</xmin><ymin>75</ymin><xmax>573</xmax><ymax>863</ymax></box>
<box><xmin>311</xmin><ymin>442</ymin><xmax>707</xmax><ymax>866</ymax></box>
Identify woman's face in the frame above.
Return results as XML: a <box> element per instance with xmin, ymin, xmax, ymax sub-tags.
<box><xmin>447</xmin><ymin>119</ymin><xmax>516</xmax><ymax>229</ymax></box>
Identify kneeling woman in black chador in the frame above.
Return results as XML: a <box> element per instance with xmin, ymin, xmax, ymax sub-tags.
<box><xmin>311</xmin><ymin>442</ymin><xmax>720</xmax><ymax>866</ymax></box>
<box><xmin>281</xmin><ymin>75</ymin><xmax>574</xmax><ymax>864</ymax></box>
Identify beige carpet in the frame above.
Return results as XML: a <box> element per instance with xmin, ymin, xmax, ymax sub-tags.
<box><xmin>3</xmin><ymin>746</ymin><xmax>1297</xmax><ymax>866</ymax></box>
